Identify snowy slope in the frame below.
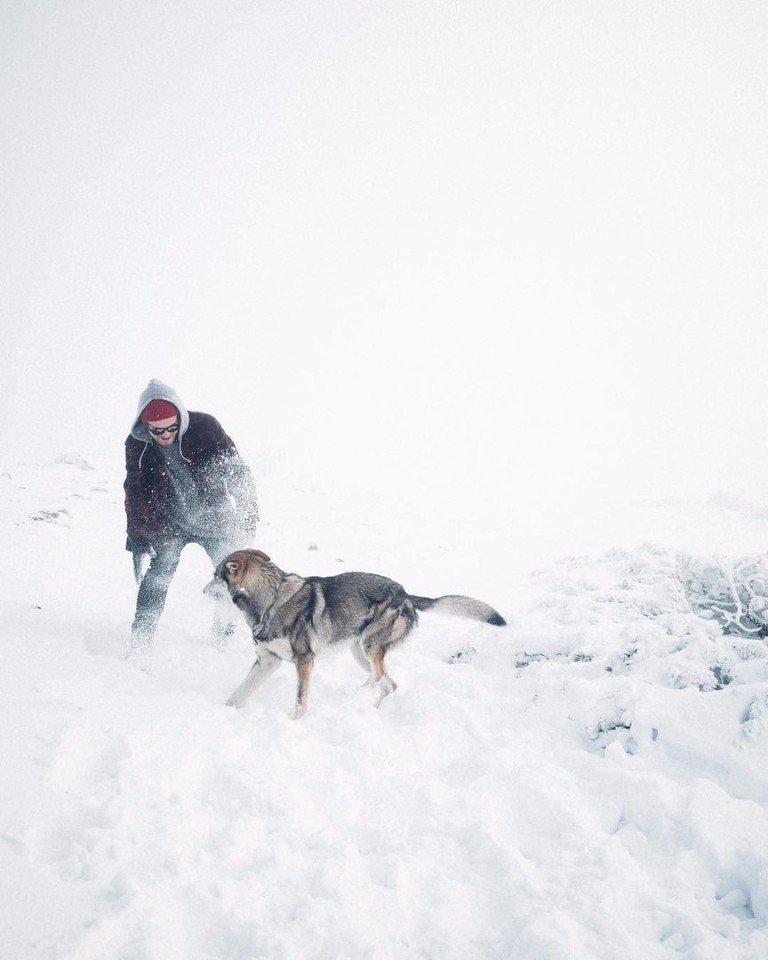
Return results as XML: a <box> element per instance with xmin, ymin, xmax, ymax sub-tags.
<box><xmin>1</xmin><ymin>457</ymin><xmax>768</xmax><ymax>960</ymax></box>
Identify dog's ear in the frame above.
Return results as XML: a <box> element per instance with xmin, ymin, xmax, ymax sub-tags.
<box><xmin>253</xmin><ymin>550</ymin><xmax>271</xmax><ymax>563</ymax></box>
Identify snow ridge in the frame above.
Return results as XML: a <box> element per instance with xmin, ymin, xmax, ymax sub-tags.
<box><xmin>1</xmin><ymin>459</ymin><xmax>767</xmax><ymax>960</ymax></box>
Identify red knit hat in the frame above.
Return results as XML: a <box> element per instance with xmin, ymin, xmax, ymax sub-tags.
<box><xmin>140</xmin><ymin>399</ymin><xmax>179</xmax><ymax>423</ymax></box>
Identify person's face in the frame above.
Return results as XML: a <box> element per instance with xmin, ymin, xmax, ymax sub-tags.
<box><xmin>146</xmin><ymin>415</ymin><xmax>179</xmax><ymax>447</ymax></box>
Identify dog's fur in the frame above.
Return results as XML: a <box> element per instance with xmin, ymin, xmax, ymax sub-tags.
<box><xmin>204</xmin><ymin>548</ymin><xmax>506</xmax><ymax>717</ymax></box>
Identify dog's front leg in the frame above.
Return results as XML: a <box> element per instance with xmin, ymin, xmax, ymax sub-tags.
<box><xmin>293</xmin><ymin>653</ymin><xmax>315</xmax><ymax>719</ymax></box>
<box><xmin>226</xmin><ymin>650</ymin><xmax>282</xmax><ymax>708</ymax></box>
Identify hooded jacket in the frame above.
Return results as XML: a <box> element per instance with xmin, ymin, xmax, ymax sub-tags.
<box><xmin>124</xmin><ymin>380</ymin><xmax>259</xmax><ymax>551</ymax></box>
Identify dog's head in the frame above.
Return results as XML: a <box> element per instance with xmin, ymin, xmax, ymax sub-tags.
<box><xmin>207</xmin><ymin>548</ymin><xmax>271</xmax><ymax>590</ymax></box>
<box><xmin>204</xmin><ymin>549</ymin><xmax>278</xmax><ymax>629</ymax></box>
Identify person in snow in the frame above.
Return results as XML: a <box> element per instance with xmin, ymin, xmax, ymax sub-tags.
<box><xmin>124</xmin><ymin>379</ymin><xmax>259</xmax><ymax>655</ymax></box>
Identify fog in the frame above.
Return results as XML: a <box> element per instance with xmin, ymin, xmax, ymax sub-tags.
<box><xmin>3</xmin><ymin>0</ymin><xmax>767</xmax><ymax>539</ymax></box>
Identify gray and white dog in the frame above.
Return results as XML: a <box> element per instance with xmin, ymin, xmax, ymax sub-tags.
<box><xmin>205</xmin><ymin>549</ymin><xmax>506</xmax><ymax>717</ymax></box>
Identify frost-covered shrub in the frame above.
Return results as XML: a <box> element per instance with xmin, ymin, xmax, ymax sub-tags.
<box><xmin>503</xmin><ymin>547</ymin><xmax>768</xmax><ymax>692</ymax></box>
<box><xmin>679</xmin><ymin>555</ymin><xmax>768</xmax><ymax>637</ymax></box>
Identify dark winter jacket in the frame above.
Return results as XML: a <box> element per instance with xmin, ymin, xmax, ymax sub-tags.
<box><xmin>124</xmin><ymin>411</ymin><xmax>259</xmax><ymax>552</ymax></box>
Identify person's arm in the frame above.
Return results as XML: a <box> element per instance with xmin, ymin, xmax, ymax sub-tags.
<box><xmin>124</xmin><ymin>438</ymin><xmax>155</xmax><ymax>553</ymax></box>
<box><xmin>207</xmin><ymin>417</ymin><xmax>260</xmax><ymax>527</ymax></box>
<box><xmin>227</xmin><ymin>449</ymin><xmax>259</xmax><ymax>529</ymax></box>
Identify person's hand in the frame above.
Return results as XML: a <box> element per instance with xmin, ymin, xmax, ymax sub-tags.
<box><xmin>132</xmin><ymin>551</ymin><xmax>147</xmax><ymax>585</ymax></box>
<box><xmin>127</xmin><ymin>536</ymin><xmax>155</xmax><ymax>584</ymax></box>
<box><xmin>126</xmin><ymin>534</ymin><xmax>152</xmax><ymax>554</ymax></box>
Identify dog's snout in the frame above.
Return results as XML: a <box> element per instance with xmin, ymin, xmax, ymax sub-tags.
<box><xmin>203</xmin><ymin>577</ymin><xmax>225</xmax><ymax>597</ymax></box>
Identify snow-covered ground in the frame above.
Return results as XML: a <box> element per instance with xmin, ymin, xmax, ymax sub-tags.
<box><xmin>1</xmin><ymin>455</ymin><xmax>767</xmax><ymax>960</ymax></box>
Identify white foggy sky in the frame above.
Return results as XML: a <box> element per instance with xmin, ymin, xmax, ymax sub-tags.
<box><xmin>2</xmin><ymin>1</ymin><xmax>767</xmax><ymax>529</ymax></box>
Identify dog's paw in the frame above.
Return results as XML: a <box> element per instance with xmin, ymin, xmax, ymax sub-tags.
<box><xmin>373</xmin><ymin>675</ymin><xmax>397</xmax><ymax>708</ymax></box>
<box><xmin>292</xmin><ymin>703</ymin><xmax>308</xmax><ymax>720</ymax></box>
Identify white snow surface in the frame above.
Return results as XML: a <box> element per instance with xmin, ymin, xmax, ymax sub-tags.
<box><xmin>2</xmin><ymin>456</ymin><xmax>768</xmax><ymax>960</ymax></box>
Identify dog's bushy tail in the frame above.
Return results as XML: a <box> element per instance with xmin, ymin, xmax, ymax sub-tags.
<box><xmin>410</xmin><ymin>594</ymin><xmax>506</xmax><ymax>626</ymax></box>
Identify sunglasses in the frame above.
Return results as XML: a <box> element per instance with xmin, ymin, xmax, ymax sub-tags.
<box><xmin>147</xmin><ymin>423</ymin><xmax>179</xmax><ymax>436</ymax></box>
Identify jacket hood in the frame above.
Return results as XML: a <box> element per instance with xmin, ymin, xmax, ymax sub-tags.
<box><xmin>130</xmin><ymin>379</ymin><xmax>190</xmax><ymax>443</ymax></box>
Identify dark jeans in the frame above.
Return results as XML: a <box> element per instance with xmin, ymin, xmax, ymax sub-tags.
<box><xmin>130</xmin><ymin>534</ymin><xmax>237</xmax><ymax>652</ymax></box>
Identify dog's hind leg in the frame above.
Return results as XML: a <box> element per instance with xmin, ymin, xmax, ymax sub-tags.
<box><xmin>293</xmin><ymin>653</ymin><xmax>315</xmax><ymax>719</ymax></box>
<box><xmin>350</xmin><ymin>639</ymin><xmax>377</xmax><ymax>686</ymax></box>
<box><xmin>365</xmin><ymin>606</ymin><xmax>415</xmax><ymax>708</ymax></box>
<box><xmin>370</xmin><ymin>648</ymin><xmax>398</xmax><ymax>708</ymax></box>
<box><xmin>226</xmin><ymin>650</ymin><xmax>282</xmax><ymax>708</ymax></box>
